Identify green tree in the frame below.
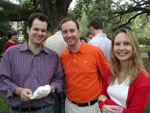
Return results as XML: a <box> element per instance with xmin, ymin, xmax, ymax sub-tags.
<box><xmin>0</xmin><ymin>0</ymin><xmax>73</xmax><ymax>54</ymax></box>
<box><xmin>0</xmin><ymin>21</ymin><xmax>11</xmax><ymax>56</ymax></box>
<box><xmin>0</xmin><ymin>0</ymin><xmax>72</xmax><ymax>31</ymax></box>
<box><xmin>68</xmin><ymin>0</ymin><xmax>150</xmax><ymax>37</ymax></box>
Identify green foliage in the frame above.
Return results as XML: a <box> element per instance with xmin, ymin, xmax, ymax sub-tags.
<box><xmin>22</xmin><ymin>21</ymin><xmax>28</xmax><ymax>41</ymax></box>
<box><xmin>138</xmin><ymin>37</ymin><xmax>150</xmax><ymax>45</ymax></box>
<box><xmin>20</xmin><ymin>0</ymin><xmax>39</xmax><ymax>10</ymax></box>
<box><xmin>68</xmin><ymin>0</ymin><xmax>114</xmax><ymax>37</ymax></box>
<box><xmin>132</xmin><ymin>15</ymin><xmax>150</xmax><ymax>39</ymax></box>
<box><xmin>79</xmin><ymin>14</ymin><xmax>89</xmax><ymax>39</ymax></box>
<box><xmin>51</xmin><ymin>0</ymin><xmax>56</xmax><ymax>4</ymax></box>
<box><xmin>0</xmin><ymin>94</ymin><xmax>9</xmax><ymax>113</ymax></box>
<box><xmin>68</xmin><ymin>0</ymin><xmax>117</xmax><ymax>37</ymax></box>
<box><xmin>0</xmin><ymin>21</ymin><xmax>11</xmax><ymax>37</ymax></box>
<box><xmin>68</xmin><ymin>0</ymin><xmax>150</xmax><ymax>40</ymax></box>
<box><xmin>0</xmin><ymin>21</ymin><xmax>11</xmax><ymax>55</ymax></box>
<box><xmin>140</xmin><ymin>46</ymin><xmax>150</xmax><ymax>52</ymax></box>
<box><xmin>0</xmin><ymin>37</ymin><xmax>8</xmax><ymax>55</ymax></box>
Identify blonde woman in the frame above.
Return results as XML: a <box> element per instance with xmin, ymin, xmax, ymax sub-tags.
<box><xmin>98</xmin><ymin>27</ymin><xmax>150</xmax><ymax>113</ymax></box>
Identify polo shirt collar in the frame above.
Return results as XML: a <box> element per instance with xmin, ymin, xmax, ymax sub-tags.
<box><xmin>66</xmin><ymin>40</ymin><xmax>86</xmax><ymax>54</ymax></box>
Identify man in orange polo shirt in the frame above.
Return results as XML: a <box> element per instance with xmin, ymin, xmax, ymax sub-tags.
<box><xmin>59</xmin><ymin>17</ymin><xmax>108</xmax><ymax>113</ymax></box>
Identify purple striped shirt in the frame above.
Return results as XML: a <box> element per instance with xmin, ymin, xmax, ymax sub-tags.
<box><xmin>0</xmin><ymin>43</ymin><xmax>64</xmax><ymax>107</ymax></box>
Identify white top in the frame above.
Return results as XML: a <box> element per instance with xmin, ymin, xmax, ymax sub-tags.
<box><xmin>44</xmin><ymin>31</ymin><xmax>67</xmax><ymax>55</ymax></box>
<box><xmin>88</xmin><ymin>33</ymin><xmax>111</xmax><ymax>62</ymax></box>
<box><xmin>107</xmin><ymin>77</ymin><xmax>129</xmax><ymax>108</ymax></box>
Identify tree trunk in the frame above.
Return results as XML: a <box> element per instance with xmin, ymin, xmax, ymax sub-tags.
<box><xmin>39</xmin><ymin>0</ymin><xmax>72</xmax><ymax>31</ymax></box>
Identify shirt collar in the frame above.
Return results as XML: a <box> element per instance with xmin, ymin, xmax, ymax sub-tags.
<box><xmin>19</xmin><ymin>42</ymin><xmax>49</xmax><ymax>54</ymax></box>
<box><xmin>66</xmin><ymin>40</ymin><xmax>86</xmax><ymax>54</ymax></box>
<box><xmin>94</xmin><ymin>33</ymin><xmax>107</xmax><ymax>38</ymax></box>
<box><xmin>19</xmin><ymin>42</ymin><xmax>28</xmax><ymax>51</ymax></box>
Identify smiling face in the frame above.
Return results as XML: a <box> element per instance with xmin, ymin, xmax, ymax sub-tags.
<box><xmin>27</xmin><ymin>18</ymin><xmax>47</xmax><ymax>46</ymax></box>
<box><xmin>113</xmin><ymin>32</ymin><xmax>133</xmax><ymax>63</ymax></box>
<box><xmin>61</xmin><ymin>20</ymin><xmax>80</xmax><ymax>47</ymax></box>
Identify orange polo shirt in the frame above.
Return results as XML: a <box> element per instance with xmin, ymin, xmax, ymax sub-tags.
<box><xmin>60</xmin><ymin>41</ymin><xmax>108</xmax><ymax>103</ymax></box>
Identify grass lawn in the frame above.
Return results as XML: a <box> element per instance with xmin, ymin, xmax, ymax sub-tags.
<box><xmin>0</xmin><ymin>94</ymin><xmax>9</xmax><ymax>113</ymax></box>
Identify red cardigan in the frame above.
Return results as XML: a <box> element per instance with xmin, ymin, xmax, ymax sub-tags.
<box><xmin>99</xmin><ymin>70</ymin><xmax>150</xmax><ymax>113</ymax></box>
<box><xmin>2</xmin><ymin>41</ymin><xmax>18</xmax><ymax>54</ymax></box>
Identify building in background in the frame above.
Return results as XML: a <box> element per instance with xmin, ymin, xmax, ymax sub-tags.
<box><xmin>10</xmin><ymin>21</ymin><xmax>25</xmax><ymax>43</ymax></box>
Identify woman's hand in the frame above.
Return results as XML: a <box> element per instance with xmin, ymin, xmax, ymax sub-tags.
<box><xmin>102</xmin><ymin>105</ymin><xmax>123</xmax><ymax>113</ymax></box>
<box><xmin>98</xmin><ymin>95</ymin><xmax>108</xmax><ymax>101</ymax></box>
<box><xmin>102</xmin><ymin>105</ymin><xmax>114</xmax><ymax>113</ymax></box>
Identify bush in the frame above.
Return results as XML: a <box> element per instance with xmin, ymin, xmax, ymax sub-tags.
<box><xmin>138</xmin><ymin>37</ymin><xmax>150</xmax><ymax>45</ymax></box>
<box><xmin>0</xmin><ymin>37</ymin><xmax>8</xmax><ymax>55</ymax></box>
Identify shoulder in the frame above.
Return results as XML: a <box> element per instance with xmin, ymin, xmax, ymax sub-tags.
<box><xmin>44</xmin><ymin>36</ymin><xmax>55</xmax><ymax>45</ymax></box>
<box><xmin>46</xmin><ymin>34</ymin><xmax>63</xmax><ymax>41</ymax></box>
<box><xmin>85</xmin><ymin>43</ymin><xmax>104</xmax><ymax>55</ymax></box>
<box><xmin>4</xmin><ymin>41</ymin><xmax>9</xmax><ymax>44</ymax></box>
<box><xmin>89</xmin><ymin>35</ymin><xmax>111</xmax><ymax>45</ymax></box>
<box><xmin>85</xmin><ymin>43</ymin><xmax>100</xmax><ymax>50</ymax></box>
<box><xmin>6</xmin><ymin>44</ymin><xmax>22</xmax><ymax>51</ymax></box>
<box><xmin>88</xmin><ymin>36</ymin><xmax>97</xmax><ymax>44</ymax></box>
<box><xmin>60</xmin><ymin>48</ymin><xmax>68</xmax><ymax>58</ymax></box>
<box><xmin>45</xmin><ymin>35</ymin><xmax>66</xmax><ymax>45</ymax></box>
<box><xmin>132</xmin><ymin>70</ymin><xmax>150</xmax><ymax>87</ymax></box>
<box><xmin>138</xmin><ymin>70</ymin><xmax>150</xmax><ymax>81</ymax></box>
<box><xmin>3</xmin><ymin>44</ymin><xmax>23</xmax><ymax>57</ymax></box>
<box><xmin>4</xmin><ymin>41</ymin><xmax>12</xmax><ymax>46</ymax></box>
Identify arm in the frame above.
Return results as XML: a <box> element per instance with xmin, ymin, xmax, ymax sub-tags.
<box><xmin>98</xmin><ymin>70</ymin><xmax>113</xmax><ymax>109</ymax></box>
<box><xmin>98</xmin><ymin>72</ymin><xmax>123</xmax><ymax>113</ymax></box>
<box><xmin>122</xmin><ymin>86</ymin><xmax>150</xmax><ymax>113</ymax></box>
<box><xmin>0</xmin><ymin>52</ymin><xmax>18</xmax><ymax>98</ymax></box>
<box><xmin>0</xmin><ymin>52</ymin><xmax>33</xmax><ymax>101</ymax></box>
<box><xmin>99</xmin><ymin>95</ymin><xmax>123</xmax><ymax>113</ymax></box>
<box><xmin>50</xmin><ymin>55</ymin><xmax>64</xmax><ymax>93</ymax></box>
<box><xmin>96</xmin><ymin>48</ymin><xmax>109</xmax><ymax>78</ymax></box>
<box><xmin>98</xmin><ymin>70</ymin><xmax>121</xmax><ymax>109</ymax></box>
<box><xmin>100</xmin><ymin>72</ymin><xmax>150</xmax><ymax>113</ymax></box>
<box><xmin>121</xmin><ymin>73</ymin><xmax>150</xmax><ymax>113</ymax></box>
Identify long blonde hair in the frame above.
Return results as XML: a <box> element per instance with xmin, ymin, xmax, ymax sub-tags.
<box><xmin>109</xmin><ymin>27</ymin><xmax>145</xmax><ymax>85</ymax></box>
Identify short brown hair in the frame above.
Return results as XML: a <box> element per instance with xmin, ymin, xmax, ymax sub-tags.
<box><xmin>27</xmin><ymin>12</ymin><xmax>49</xmax><ymax>29</ymax></box>
<box><xmin>59</xmin><ymin>17</ymin><xmax>79</xmax><ymax>30</ymax></box>
<box><xmin>89</xmin><ymin>18</ymin><xmax>103</xmax><ymax>30</ymax></box>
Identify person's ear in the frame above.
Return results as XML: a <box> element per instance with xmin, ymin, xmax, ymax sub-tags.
<box><xmin>26</xmin><ymin>26</ymin><xmax>30</xmax><ymax>34</ymax></box>
<box><xmin>89</xmin><ymin>26</ymin><xmax>94</xmax><ymax>31</ymax></box>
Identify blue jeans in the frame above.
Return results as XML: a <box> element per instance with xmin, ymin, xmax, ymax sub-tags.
<box><xmin>9</xmin><ymin>105</ymin><xmax>54</xmax><ymax>113</ymax></box>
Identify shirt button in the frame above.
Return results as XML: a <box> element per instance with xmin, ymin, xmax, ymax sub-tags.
<box><xmin>84</xmin><ymin>61</ymin><xmax>87</xmax><ymax>63</ymax></box>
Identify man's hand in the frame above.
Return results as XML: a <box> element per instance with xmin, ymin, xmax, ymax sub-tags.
<box><xmin>30</xmin><ymin>85</ymin><xmax>52</xmax><ymax>99</ymax></box>
<box><xmin>14</xmin><ymin>87</ymin><xmax>33</xmax><ymax>102</ymax></box>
